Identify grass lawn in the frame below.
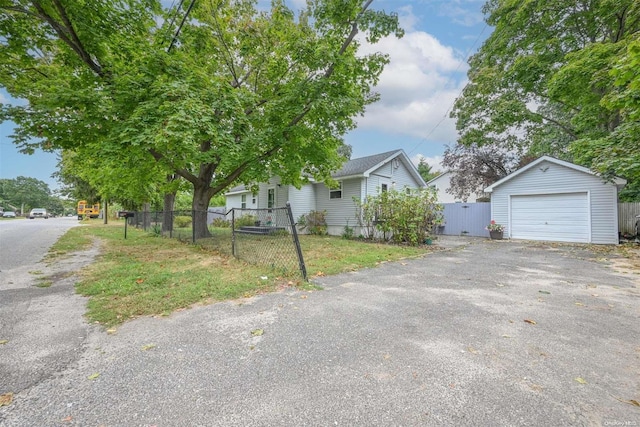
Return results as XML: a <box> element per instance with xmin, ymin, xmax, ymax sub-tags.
<box><xmin>50</xmin><ymin>221</ymin><xmax>436</xmax><ymax>326</ymax></box>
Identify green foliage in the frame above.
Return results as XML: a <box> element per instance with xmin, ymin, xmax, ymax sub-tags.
<box><xmin>211</xmin><ymin>218</ymin><xmax>230</xmax><ymax>228</ymax></box>
<box><xmin>451</xmin><ymin>0</ymin><xmax>640</xmax><ymax>195</ymax></box>
<box><xmin>150</xmin><ymin>224</ymin><xmax>162</xmax><ymax>237</ymax></box>
<box><xmin>0</xmin><ymin>0</ymin><xmax>404</xmax><ymax>239</ymax></box>
<box><xmin>353</xmin><ymin>187</ymin><xmax>442</xmax><ymax>246</ymax></box>
<box><xmin>174</xmin><ymin>216</ymin><xmax>192</xmax><ymax>228</ymax></box>
<box><xmin>298</xmin><ymin>211</ymin><xmax>328</xmax><ymax>236</ymax></box>
<box><xmin>417</xmin><ymin>157</ymin><xmax>440</xmax><ymax>182</ymax></box>
<box><xmin>234</xmin><ymin>214</ymin><xmax>258</xmax><ymax>229</ymax></box>
<box><xmin>0</xmin><ymin>176</ymin><xmax>54</xmax><ymax>213</ymax></box>
<box><xmin>342</xmin><ymin>221</ymin><xmax>355</xmax><ymax>240</ymax></box>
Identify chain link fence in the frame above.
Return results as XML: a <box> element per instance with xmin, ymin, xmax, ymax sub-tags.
<box><xmin>231</xmin><ymin>204</ymin><xmax>307</xmax><ymax>280</ymax></box>
<box><xmin>124</xmin><ymin>205</ymin><xmax>307</xmax><ymax>280</ymax></box>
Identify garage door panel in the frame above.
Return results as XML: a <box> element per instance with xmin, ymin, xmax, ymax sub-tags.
<box><xmin>511</xmin><ymin>193</ymin><xmax>589</xmax><ymax>243</ymax></box>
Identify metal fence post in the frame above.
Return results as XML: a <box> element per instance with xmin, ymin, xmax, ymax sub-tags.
<box><xmin>286</xmin><ymin>202</ymin><xmax>307</xmax><ymax>281</ymax></box>
<box><xmin>231</xmin><ymin>208</ymin><xmax>236</xmax><ymax>256</ymax></box>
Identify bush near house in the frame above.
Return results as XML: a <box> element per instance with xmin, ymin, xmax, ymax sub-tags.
<box><xmin>297</xmin><ymin>210</ymin><xmax>328</xmax><ymax>235</ymax></box>
<box><xmin>354</xmin><ymin>187</ymin><xmax>442</xmax><ymax>246</ymax></box>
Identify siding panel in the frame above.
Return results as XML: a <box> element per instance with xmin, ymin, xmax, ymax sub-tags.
<box><xmin>491</xmin><ymin>159</ymin><xmax>619</xmax><ymax>244</ymax></box>
<box><xmin>315</xmin><ymin>179</ymin><xmax>361</xmax><ymax>227</ymax></box>
<box><xmin>441</xmin><ymin>203</ymin><xmax>491</xmax><ymax>237</ymax></box>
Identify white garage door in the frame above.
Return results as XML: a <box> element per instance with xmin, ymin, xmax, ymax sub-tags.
<box><xmin>510</xmin><ymin>193</ymin><xmax>590</xmax><ymax>243</ymax></box>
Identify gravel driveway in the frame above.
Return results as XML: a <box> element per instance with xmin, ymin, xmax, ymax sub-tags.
<box><xmin>1</xmin><ymin>237</ymin><xmax>638</xmax><ymax>426</ymax></box>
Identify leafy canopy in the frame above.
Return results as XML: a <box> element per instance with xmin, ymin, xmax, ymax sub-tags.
<box><xmin>0</xmin><ymin>0</ymin><xmax>404</xmax><ymax>234</ymax></box>
<box><xmin>451</xmin><ymin>0</ymin><xmax>640</xmax><ymax>200</ymax></box>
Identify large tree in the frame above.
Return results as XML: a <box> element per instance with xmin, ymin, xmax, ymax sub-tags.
<box><xmin>0</xmin><ymin>176</ymin><xmax>52</xmax><ymax>213</ymax></box>
<box><xmin>0</xmin><ymin>0</ymin><xmax>403</xmax><ymax>237</ymax></box>
<box><xmin>441</xmin><ymin>143</ymin><xmax>520</xmax><ymax>201</ymax></box>
<box><xmin>451</xmin><ymin>0</ymin><xmax>640</xmax><ymax>199</ymax></box>
<box><xmin>416</xmin><ymin>157</ymin><xmax>440</xmax><ymax>183</ymax></box>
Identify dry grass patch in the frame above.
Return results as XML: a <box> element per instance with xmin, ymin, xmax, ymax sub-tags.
<box><xmin>56</xmin><ymin>222</ymin><xmax>434</xmax><ymax>326</ymax></box>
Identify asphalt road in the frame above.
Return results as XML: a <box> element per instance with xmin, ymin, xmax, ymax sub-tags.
<box><xmin>0</xmin><ymin>216</ymin><xmax>91</xmax><ymax>400</ymax></box>
<box><xmin>1</xmin><ymin>235</ymin><xmax>639</xmax><ymax>426</ymax></box>
<box><xmin>0</xmin><ymin>216</ymin><xmax>80</xmax><ymax>271</ymax></box>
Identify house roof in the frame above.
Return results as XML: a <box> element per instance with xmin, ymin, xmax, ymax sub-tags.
<box><xmin>333</xmin><ymin>149</ymin><xmax>426</xmax><ymax>186</ymax></box>
<box><xmin>484</xmin><ymin>155</ymin><xmax>626</xmax><ymax>193</ymax></box>
<box><xmin>333</xmin><ymin>149</ymin><xmax>402</xmax><ymax>178</ymax></box>
<box><xmin>225</xmin><ymin>184</ymin><xmax>251</xmax><ymax>195</ymax></box>
<box><xmin>425</xmin><ymin>170</ymin><xmax>452</xmax><ymax>186</ymax></box>
<box><xmin>225</xmin><ymin>149</ymin><xmax>426</xmax><ymax>195</ymax></box>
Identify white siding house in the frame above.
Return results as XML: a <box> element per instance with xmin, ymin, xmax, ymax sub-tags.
<box><xmin>426</xmin><ymin>171</ymin><xmax>489</xmax><ymax>203</ymax></box>
<box><xmin>484</xmin><ymin>156</ymin><xmax>625</xmax><ymax>244</ymax></box>
<box><xmin>225</xmin><ymin>150</ymin><xmax>426</xmax><ymax>235</ymax></box>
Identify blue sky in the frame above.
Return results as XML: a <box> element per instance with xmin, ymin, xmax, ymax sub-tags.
<box><xmin>0</xmin><ymin>0</ymin><xmax>490</xmax><ymax>191</ymax></box>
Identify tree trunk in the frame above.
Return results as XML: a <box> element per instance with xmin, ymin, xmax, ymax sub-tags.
<box><xmin>192</xmin><ymin>184</ymin><xmax>212</xmax><ymax>239</ymax></box>
<box><xmin>143</xmin><ymin>202</ymin><xmax>151</xmax><ymax>230</ymax></box>
<box><xmin>162</xmin><ymin>192</ymin><xmax>175</xmax><ymax>235</ymax></box>
<box><xmin>103</xmin><ymin>199</ymin><xmax>108</xmax><ymax>224</ymax></box>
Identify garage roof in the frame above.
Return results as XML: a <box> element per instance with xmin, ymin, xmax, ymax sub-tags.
<box><xmin>484</xmin><ymin>156</ymin><xmax>626</xmax><ymax>193</ymax></box>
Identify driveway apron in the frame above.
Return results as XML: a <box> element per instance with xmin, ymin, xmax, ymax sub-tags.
<box><xmin>1</xmin><ymin>238</ymin><xmax>638</xmax><ymax>426</ymax></box>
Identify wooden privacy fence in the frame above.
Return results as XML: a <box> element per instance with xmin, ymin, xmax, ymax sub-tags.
<box><xmin>440</xmin><ymin>203</ymin><xmax>492</xmax><ymax>237</ymax></box>
<box><xmin>618</xmin><ymin>203</ymin><xmax>640</xmax><ymax>234</ymax></box>
<box><xmin>439</xmin><ymin>202</ymin><xmax>638</xmax><ymax>239</ymax></box>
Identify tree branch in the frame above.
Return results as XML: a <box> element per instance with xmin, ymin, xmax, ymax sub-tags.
<box><xmin>533</xmin><ymin>111</ymin><xmax>577</xmax><ymax>139</ymax></box>
<box><xmin>30</xmin><ymin>0</ymin><xmax>105</xmax><ymax>77</ymax></box>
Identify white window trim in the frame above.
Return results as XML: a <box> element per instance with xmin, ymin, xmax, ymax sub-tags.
<box><xmin>267</xmin><ymin>187</ymin><xmax>276</xmax><ymax>209</ymax></box>
<box><xmin>330</xmin><ymin>182</ymin><xmax>343</xmax><ymax>199</ymax></box>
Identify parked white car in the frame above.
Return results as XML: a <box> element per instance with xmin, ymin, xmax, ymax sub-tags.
<box><xmin>2</xmin><ymin>211</ymin><xmax>16</xmax><ymax>218</ymax></box>
<box><xmin>28</xmin><ymin>208</ymin><xmax>49</xmax><ymax>219</ymax></box>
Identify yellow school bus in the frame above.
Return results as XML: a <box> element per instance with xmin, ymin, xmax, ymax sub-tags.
<box><xmin>77</xmin><ymin>200</ymin><xmax>100</xmax><ymax>219</ymax></box>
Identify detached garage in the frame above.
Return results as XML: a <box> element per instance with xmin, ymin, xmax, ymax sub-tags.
<box><xmin>485</xmin><ymin>156</ymin><xmax>625</xmax><ymax>244</ymax></box>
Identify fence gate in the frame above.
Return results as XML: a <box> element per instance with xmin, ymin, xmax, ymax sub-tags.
<box><xmin>440</xmin><ymin>203</ymin><xmax>491</xmax><ymax>237</ymax></box>
<box><xmin>618</xmin><ymin>203</ymin><xmax>640</xmax><ymax>235</ymax></box>
<box><xmin>231</xmin><ymin>203</ymin><xmax>307</xmax><ymax>280</ymax></box>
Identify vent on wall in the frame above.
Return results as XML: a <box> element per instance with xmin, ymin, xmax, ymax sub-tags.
<box><xmin>393</xmin><ymin>158</ymin><xmax>399</xmax><ymax>169</ymax></box>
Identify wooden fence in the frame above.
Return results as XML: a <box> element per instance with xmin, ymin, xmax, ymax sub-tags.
<box><xmin>440</xmin><ymin>203</ymin><xmax>492</xmax><ymax>237</ymax></box>
<box><xmin>618</xmin><ymin>203</ymin><xmax>640</xmax><ymax>235</ymax></box>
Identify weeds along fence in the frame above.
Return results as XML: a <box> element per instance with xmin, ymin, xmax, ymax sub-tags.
<box><xmin>126</xmin><ymin>204</ymin><xmax>307</xmax><ymax>280</ymax></box>
<box><xmin>230</xmin><ymin>204</ymin><xmax>307</xmax><ymax>280</ymax></box>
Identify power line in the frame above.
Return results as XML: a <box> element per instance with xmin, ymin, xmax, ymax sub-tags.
<box><xmin>168</xmin><ymin>0</ymin><xmax>196</xmax><ymax>53</ymax></box>
<box><xmin>162</xmin><ymin>0</ymin><xmax>184</xmax><ymax>45</ymax></box>
<box><xmin>407</xmin><ymin>23</ymin><xmax>488</xmax><ymax>156</ymax></box>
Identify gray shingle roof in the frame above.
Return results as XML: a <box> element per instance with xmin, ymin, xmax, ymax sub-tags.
<box><xmin>332</xmin><ymin>149</ymin><xmax>402</xmax><ymax>178</ymax></box>
<box><xmin>225</xmin><ymin>149</ymin><xmax>410</xmax><ymax>194</ymax></box>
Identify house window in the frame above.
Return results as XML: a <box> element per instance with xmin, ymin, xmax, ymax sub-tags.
<box><xmin>381</xmin><ymin>183</ymin><xmax>388</xmax><ymax>193</ymax></box>
<box><xmin>241</xmin><ymin>194</ymin><xmax>247</xmax><ymax>209</ymax></box>
<box><xmin>267</xmin><ymin>188</ymin><xmax>275</xmax><ymax>208</ymax></box>
<box><xmin>330</xmin><ymin>182</ymin><xmax>342</xmax><ymax>199</ymax></box>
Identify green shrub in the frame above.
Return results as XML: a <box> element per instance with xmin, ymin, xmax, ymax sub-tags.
<box><xmin>342</xmin><ymin>221</ymin><xmax>354</xmax><ymax>239</ymax></box>
<box><xmin>211</xmin><ymin>218</ymin><xmax>230</xmax><ymax>228</ymax></box>
<box><xmin>352</xmin><ymin>187</ymin><xmax>442</xmax><ymax>246</ymax></box>
<box><xmin>174</xmin><ymin>216</ymin><xmax>192</xmax><ymax>228</ymax></box>
<box><xmin>234</xmin><ymin>214</ymin><xmax>258</xmax><ymax>229</ymax></box>
<box><xmin>150</xmin><ymin>224</ymin><xmax>162</xmax><ymax>237</ymax></box>
<box><xmin>298</xmin><ymin>210</ymin><xmax>328</xmax><ymax>235</ymax></box>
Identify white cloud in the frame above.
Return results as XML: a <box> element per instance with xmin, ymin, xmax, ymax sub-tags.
<box><xmin>397</xmin><ymin>5</ymin><xmax>419</xmax><ymax>32</ymax></box>
<box><xmin>355</xmin><ymin>28</ymin><xmax>467</xmax><ymax>144</ymax></box>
